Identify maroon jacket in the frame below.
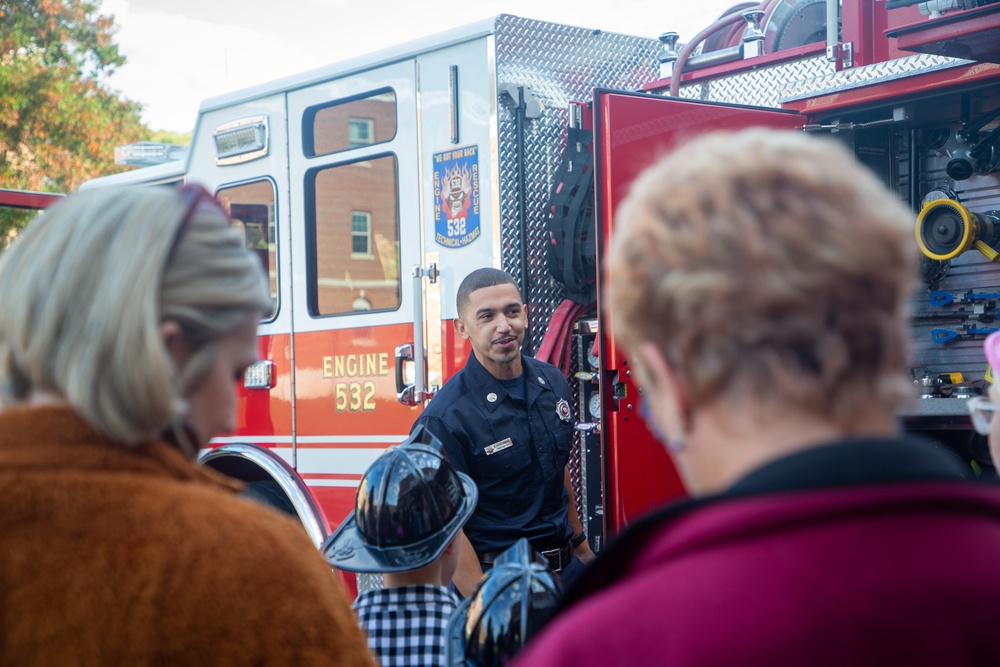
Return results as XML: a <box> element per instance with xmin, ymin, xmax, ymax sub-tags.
<box><xmin>516</xmin><ymin>437</ymin><xmax>1000</xmax><ymax>666</ymax></box>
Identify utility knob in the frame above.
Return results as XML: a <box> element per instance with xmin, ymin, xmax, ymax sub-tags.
<box><xmin>741</xmin><ymin>10</ymin><xmax>766</xmax><ymax>58</ymax></box>
<box><xmin>659</xmin><ymin>31</ymin><xmax>680</xmax><ymax>51</ymax></box>
<box><xmin>658</xmin><ymin>32</ymin><xmax>680</xmax><ymax>79</ymax></box>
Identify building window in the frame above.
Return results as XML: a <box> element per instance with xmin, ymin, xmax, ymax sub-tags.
<box><xmin>351</xmin><ymin>211</ymin><xmax>372</xmax><ymax>257</ymax></box>
<box><xmin>305</xmin><ymin>89</ymin><xmax>396</xmax><ymax>157</ymax></box>
<box><xmin>349</xmin><ymin>118</ymin><xmax>375</xmax><ymax>148</ymax></box>
<box><xmin>309</xmin><ymin>154</ymin><xmax>400</xmax><ymax>316</ymax></box>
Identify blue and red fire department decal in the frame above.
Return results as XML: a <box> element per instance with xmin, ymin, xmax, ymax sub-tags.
<box><xmin>433</xmin><ymin>145</ymin><xmax>480</xmax><ymax>248</ymax></box>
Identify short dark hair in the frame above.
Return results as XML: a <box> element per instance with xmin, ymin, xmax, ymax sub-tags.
<box><xmin>456</xmin><ymin>268</ymin><xmax>520</xmax><ymax>316</ymax></box>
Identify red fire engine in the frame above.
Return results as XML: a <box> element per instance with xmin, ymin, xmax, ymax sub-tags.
<box><xmin>83</xmin><ymin>0</ymin><xmax>1000</xmax><ymax>591</ymax></box>
<box><xmin>0</xmin><ymin>189</ymin><xmax>63</xmax><ymax>247</ymax></box>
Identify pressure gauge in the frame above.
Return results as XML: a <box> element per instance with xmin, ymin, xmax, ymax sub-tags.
<box><xmin>588</xmin><ymin>394</ymin><xmax>601</xmax><ymax>419</ymax></box>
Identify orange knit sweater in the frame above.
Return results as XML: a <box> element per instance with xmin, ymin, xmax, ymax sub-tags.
<box><xmin>0</xmin><ymin>405</ymin><xmax>375</xmax><ymax>666</ymax></box>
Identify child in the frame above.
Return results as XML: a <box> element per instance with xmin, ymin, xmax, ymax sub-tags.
<box><xmin>325</xmin><ymin>425</ymin><xmax>478</xmax><ymax>667</ymax></box>
<box><xmin>447</xmin><ymin>538</ymin><xmax>563</xmax><ymax>667</ymax></box>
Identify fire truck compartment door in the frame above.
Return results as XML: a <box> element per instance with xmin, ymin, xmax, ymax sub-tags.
<box><xmin>287</xmin><ymin>60</ymin><xmax>420</xmax><ymax>335</ymax></box>
<box><xmin>284</xmin><ymin>61</ymin><xmax>422</xmax><ymax>528</ymax></box>
<box><xmin>593</xmin><ymin>91</ymin><xmax>801</xmax><ymax>534</ymax></box>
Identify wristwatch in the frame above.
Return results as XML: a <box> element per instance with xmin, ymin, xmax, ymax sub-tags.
<box><xmin>571</xmin><ymin>531</ymin><xmax>587</xmax><ymax>548</ymax></box>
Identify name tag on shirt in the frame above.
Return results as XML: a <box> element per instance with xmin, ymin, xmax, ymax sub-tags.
<box><xmin>484</xmin><ymin>438</ymin><xmax>514</xmax><ymax>456</ymax></box>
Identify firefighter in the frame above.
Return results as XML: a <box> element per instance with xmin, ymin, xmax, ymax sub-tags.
<box><xmin>0</xmin><ymin>185</ymin><xmax>374</xmax><ymax>667</ymax></box>
<box><xmin>324</xmin><ymin>425</ymin><xmax>478</xmax><ymax>666</ymax></box>
<box><xmin>412</xmin><ymin>268</ymin><xmax>595</xmax><ymax>597</ymax></box>
<box><xmin>446</xmin><ymin>538</ymin><xmax>562</xmax><ymax>666</ymax></box>
<box><xmin>515</xmin><ymin>128</ymin><xmax>1000</xmax><ymax>666</ymax></box>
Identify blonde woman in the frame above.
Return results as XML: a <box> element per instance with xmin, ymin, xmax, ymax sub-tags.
<box><xmin>517</xmin><ymin>129</ymin><xmax>1000</xmax><ymax>666</ymax></box>
<box><xmin>0</xmin><ymin>185</ymin><xmax>374</xmax><ymax>666</ymax></box>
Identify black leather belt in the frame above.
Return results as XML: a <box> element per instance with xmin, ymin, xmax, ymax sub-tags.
<box><xmin>480</xmin><ymin>542</ymin><xmax>573</xmax><ymax>572</ymax></box>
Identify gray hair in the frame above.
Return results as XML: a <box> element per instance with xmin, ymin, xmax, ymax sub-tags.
<box><xmin>0</xmin><ymin>185</ymin><xmax>271</xmax><ymax>445</ymax></box>
<box><xmin>609</xmin><ymin>129</ymin><xmax>916</xmax><ymax>427</ymax></box>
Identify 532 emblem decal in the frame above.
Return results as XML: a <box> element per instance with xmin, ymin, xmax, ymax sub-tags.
<box><xmin>433</xmin><ymin>145</ymin><xmax>480</xmax><ymax>248</ymax></box>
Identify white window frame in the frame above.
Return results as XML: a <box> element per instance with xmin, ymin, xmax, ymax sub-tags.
<box><xmin>351</xmin><ymin>210</ymin><xmax>373</xmax><ymax>259</ymax></box>
<box><xmin>348</xmin><ymin>118</ymin><xmax>375</xmax><ymax>148</ymax></box>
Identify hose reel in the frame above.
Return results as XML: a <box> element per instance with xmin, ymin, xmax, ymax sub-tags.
<box><xmin>915</xmin><ymin>198</ymin><xmax>1000</xmax><ymax>261</ymax></box>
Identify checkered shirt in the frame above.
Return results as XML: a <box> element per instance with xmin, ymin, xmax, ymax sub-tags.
<box><xmin>353</xmin><ymin>584</ymin><xmax>459</xmax><ymax>667</ymax></box>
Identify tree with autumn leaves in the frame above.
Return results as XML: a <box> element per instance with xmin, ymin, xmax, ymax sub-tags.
<box><xmin>1</xmin><ymin>0</ymin><xmax>146</xmax><ymax>195</ymax></box>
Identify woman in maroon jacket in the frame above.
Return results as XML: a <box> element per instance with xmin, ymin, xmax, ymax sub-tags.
<box><xmin>516</xmin><ymin>129</ymin><xmax>1000</xmax><ymax>666</ymax></box>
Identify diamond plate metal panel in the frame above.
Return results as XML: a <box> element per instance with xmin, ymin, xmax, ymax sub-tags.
<box><xmin>674</xmin><ymin>55</ymin><xmax>836</xmax><ymax>107</ymax></box>
<box><xmin>357</xmin><ymin>572</ymin><xmax>383</xmax><ymax>595</ymax></box>
<box><xmin>493</xmin><ymin>15</ymin><xmax>658</xmax><ymax>352</ymax></box>
<box><xmin>781</xmin><ymin>53</ymin><xmax>973</xmax><ymax>103</ymax></box>
<box><xmin>569</xmin><ymin>334</ymin><xmax>584</xmax><ymax>522</ymax></box>
<box><xmin>672</xmin><ymin>53</ymin><xmax>972</xmax><ymax>109</ymax></box>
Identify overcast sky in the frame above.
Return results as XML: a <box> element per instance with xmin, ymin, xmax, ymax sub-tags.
<box><xmin>99</xmin><ymin>0</ymin><xmax>747</xmax><ymax>133</ymax></box>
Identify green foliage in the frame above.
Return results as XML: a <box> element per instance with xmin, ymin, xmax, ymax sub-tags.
<box><xmin>0</xmin><ymin>0</ymin><xmax>125</xmax><ymax>75</ymax></box>
<box><xmin>0</xmin><ymin>206</ymin><xmax>42</xmax><ymax>250</ymax></box>
<box><xmin>0</xmin><ymin>0</ymin><xmax>146</xmax><ymax>199</ymax></box>
<box><xmin>147</xmin><ymin>129</ymin><xmax>191</xmax><ymax>146</ymax></box>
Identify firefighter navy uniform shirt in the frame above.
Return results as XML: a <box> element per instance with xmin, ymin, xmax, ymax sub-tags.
<box><xmin>413</xmin><ymin>352</ymin><xmax>575</xmax><ymax>557</ymax></box>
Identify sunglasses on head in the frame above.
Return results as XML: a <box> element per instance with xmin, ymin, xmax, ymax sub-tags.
<box><xmin>165</xmin><ymin>183</ymin><xmax>230</xmax><ymax>265</ymax></box>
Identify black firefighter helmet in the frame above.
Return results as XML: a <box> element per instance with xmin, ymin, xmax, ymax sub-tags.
<box><xmin>447</xmin><ymin>538</ymin><xmax>563</xmax><ymax>667</ymax></box>
<box><xmin>323</xmin><ymin>424</ymin><xmax>477</xmax><ymax>573</ymax></box>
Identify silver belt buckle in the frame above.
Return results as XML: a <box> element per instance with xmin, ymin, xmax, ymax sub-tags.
<box><xmin>540</xmin><ymin>546</ymin><xmax>564</xmax><ymax>571</ymax></box>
